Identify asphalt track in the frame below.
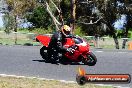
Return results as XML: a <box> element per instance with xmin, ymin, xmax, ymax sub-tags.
<box><xmin>0</xmin><ymin>45</ymin><xmax>131</xmax><ymax>88</ymax></box>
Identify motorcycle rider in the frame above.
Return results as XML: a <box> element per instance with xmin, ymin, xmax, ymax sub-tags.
<box><xmin>48</xmin><ymin>25</ymin><xmax>74</xmax><ymax>62</ymax></box>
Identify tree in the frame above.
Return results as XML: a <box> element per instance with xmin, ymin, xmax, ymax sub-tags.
<box><xmin>60</xmin><ymin>0</ymin><xmax>71</xmax><ymax>24</ymax></box>
<box><xmin>76</xmin><ymin>0</ymin><xmax>132</xmax><ymax>49</ymax></box>
<box><xmin>26</xmin><ymin>6</ymin><xmax>52</xmax><ymax>29</ymax></box>
<box><xmin>120</xmin><ymin>0</ymin><xmax>132</xmax><ymax>49</ymax></box>
<box><xmin>5</xmin><ymin>0</ymin><xmax>36</xmax><ymax>44</ymax></box>
<box><xmin>37</xmin><ymin>0</ymin><xmax>63</xmax><ymax>31</ymax></box>
<box><xmin>70</xmin><ymin>0</ymin><xmax>76</xmax><ymax>32</ymax></box>
<box><xmin>37</xmin><ymin>0</ymin><xmax>79</xmax><ymax>32</ymax></box>
<box><xmin>2</xmin><ymin>13</ymin><xmax>14</xmax><ymax>34</ymax></box>
<box><xmin>31</xmin><ymin>0</ymin><xmax>131</xmax><ymax>49</ymax></box>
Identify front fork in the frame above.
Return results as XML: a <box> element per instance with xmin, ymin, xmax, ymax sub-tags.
<box><xmin>81</xmin><ymin>50</ymin><xmax>91</xmax><ymax>58</ymax></box>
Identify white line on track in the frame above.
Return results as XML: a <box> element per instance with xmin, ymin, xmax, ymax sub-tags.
<box><xmin>95</xmin><ymin>51</ymin><xmax>128</xmax><ymax>54</ymax></box>
<box><xmin>117</xmin><ymin>52</ymin><xmax>127</xmax><ymax>53</ymax></box>
<box><xmin>95</xmin><ymin>51</ymin><xmax>104</xmax><ymax>52</ymax></box>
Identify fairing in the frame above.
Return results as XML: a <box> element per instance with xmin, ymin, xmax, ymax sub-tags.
<box><xmin>64</xmin><ymin>37</ymin><xmax>90</xmax><ymax>61</ymax></box>
<box><xmin>36</xmin><ymin>35</ymin><xmax>51</xmax><ymax>47</ymax></box>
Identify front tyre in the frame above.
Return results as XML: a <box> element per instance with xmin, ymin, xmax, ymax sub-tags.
<box><xmin>83</xmin><ymin>52</ymin><xmax>97</xmax><ymax>66</ymax></box>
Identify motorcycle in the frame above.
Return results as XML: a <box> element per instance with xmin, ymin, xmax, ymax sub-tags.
<box><xmin>36</xmin><ymin>34</ymin><xmax>97</xmax><ymax>66</ymax></box>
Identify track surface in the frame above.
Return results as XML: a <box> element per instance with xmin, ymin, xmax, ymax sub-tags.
<box><xmin>0</xmin><ymin>45</ymin><xmax>131</xmax><ymax>87</ymax></box>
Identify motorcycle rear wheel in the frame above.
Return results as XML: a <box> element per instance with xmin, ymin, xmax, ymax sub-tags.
<box><xmin>40</xmin><ymin>46</ymin><xmax>50</xmax><ymax>62</ymax></box>
<box><xmin>40</xmin><ymin>46</ymin><xmax>59</xmax><ymax>62</ymax></box>
<box><xmin>83</xmin><ymin>52</ymin><xmax>97</xmax><ymax>66</ymax></box>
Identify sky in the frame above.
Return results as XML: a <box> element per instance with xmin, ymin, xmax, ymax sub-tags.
<box><xmin>0</xmin><ymin>13</ymin><xmax>4</xmax><ymax>27</ymax></box>
<box><xmin>0</xmin><ymin>13</ymin><xmax>32</xmax><ymax>28</ymax></box>
<box><xmin>113</xmin><ymin>14</ymin><xmax>127</xmax><ymax>30</ymax></box>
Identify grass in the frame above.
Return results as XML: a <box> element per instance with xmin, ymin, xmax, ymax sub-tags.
<box><xmin>0</xmin><ymin>38</ymin><xmax>40</xmax><ymax>46</ymax></box>
<box><xmin>0</xmin><ymin>31</ymin><xmax>40</xmax><ymax>46</ymax></box>
<box><xmin>0</xmin><ymin>30</ymin><xmax>131</xmax><ymax>49</ymax></box>
<box><xmin>0</xmin><ymin>76</ymin><xmax>113</xmax><ymax>88</ymax></box>
<box><xmin>0</xmin><ymin>37</ymin><xmax>130</xmax><ymax>49</ymax></box>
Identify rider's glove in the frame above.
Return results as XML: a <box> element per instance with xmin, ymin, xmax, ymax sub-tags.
<box><xmin>57</xmin><ymin>41</ymin><xmax>62</xmax><ymax>47</ymax></box>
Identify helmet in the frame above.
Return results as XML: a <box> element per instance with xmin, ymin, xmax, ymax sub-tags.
<box><xmin>61</xmin><ymin>25</ymin><xmax>71</xmax><ymax>37</ymax></box>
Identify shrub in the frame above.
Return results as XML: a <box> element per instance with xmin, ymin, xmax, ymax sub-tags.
<box><xmin>74</xmin><ymin>26</ymin><xmax>86</xmax><ymax>36</ymax></box>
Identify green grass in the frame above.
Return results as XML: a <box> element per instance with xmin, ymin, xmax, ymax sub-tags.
<box><xmin>74</xmin><ymin>27</ymin><xmax>86</xmax><ymax>36</ymax></box>
<box><xmin>0</xmin><ymin>76</ymin><xmax>113</xmax><ymax>88</ymax></box>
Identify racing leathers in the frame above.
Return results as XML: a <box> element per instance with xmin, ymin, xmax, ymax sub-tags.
<box><xmin>48</xmin><ymin>31</ymin><xmax>73</xmax><ymax>61</ymax></box>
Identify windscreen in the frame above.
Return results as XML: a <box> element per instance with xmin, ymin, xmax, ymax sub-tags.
<box><xmin>73</xmin><ymin>37</ymin><xmax>83</xmax><ymax>44</ymax></box>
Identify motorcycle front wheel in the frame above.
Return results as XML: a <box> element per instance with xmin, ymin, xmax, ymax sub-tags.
<box><xmin>83</xmin><ymin>52</ymin><xmax>97</xmax><ymax>66</ymax></box>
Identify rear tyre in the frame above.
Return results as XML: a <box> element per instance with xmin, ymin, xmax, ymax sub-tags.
<box><xmin>83</xmin><ymin>52</ymin><xmax>97</xmax><ymax>66</ymax></box>
<box><xmin>40</xmin><ymin>46</ymin><xmax>50</xmax><ymax>62</ymax></box>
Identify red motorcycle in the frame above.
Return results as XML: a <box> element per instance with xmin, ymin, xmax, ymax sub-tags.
<box><xmin>36</xmin><ymin>35</ymin><xmax>97</xmax><ymax>66</ymax></box>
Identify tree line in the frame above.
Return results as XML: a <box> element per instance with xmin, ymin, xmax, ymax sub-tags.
<box><xmin>2</xmin><ymin>0</ymin><xmax>132</xmax><ymax>49</ymax></box>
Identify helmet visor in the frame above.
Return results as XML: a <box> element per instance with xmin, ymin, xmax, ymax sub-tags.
<box><xmin>63</xmin><ymin>29</ymin><xmax>70</xmax><ymax>35</ymax></box>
